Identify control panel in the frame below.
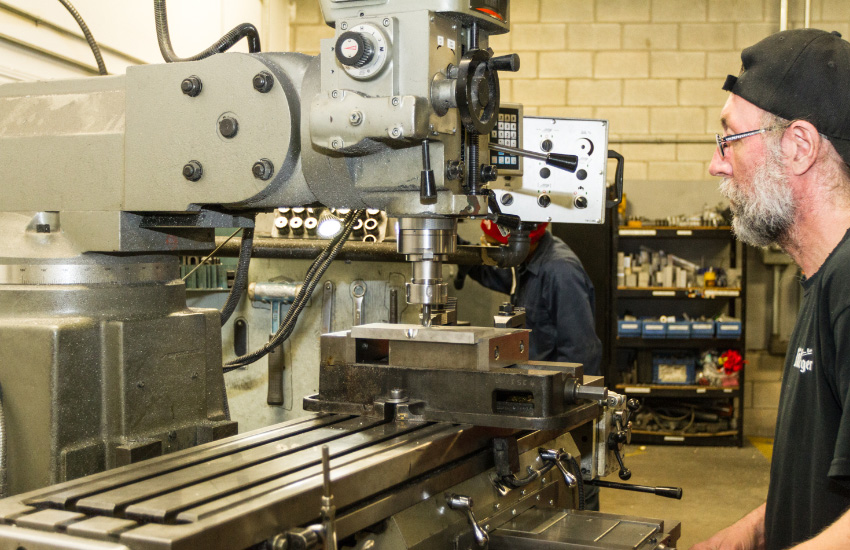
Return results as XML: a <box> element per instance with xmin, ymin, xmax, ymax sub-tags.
<box><xmin>489</xmin><ymin>104</ymin><xmax>523</xmax><ymax>176</ymax></box>
<box><xmin>490</xmin><ymin>115</ymin><xmax>610</xmax><ymax>224</ymax></box>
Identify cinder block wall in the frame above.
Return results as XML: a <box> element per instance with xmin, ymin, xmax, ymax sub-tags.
<box><xmin>288</xmin><ymin>0</ymin><xmax>850</xmax><ymax>438</ymax></box>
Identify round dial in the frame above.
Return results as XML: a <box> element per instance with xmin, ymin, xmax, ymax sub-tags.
<box><xmin>336</xmin><ymin>31</ymin><xmax>374</xmax><ymax>67</ymax></box>
<box><xmin>334</xmin><ymin>24</ymin><xmax>389</xmax><ymax>80</ymax></box>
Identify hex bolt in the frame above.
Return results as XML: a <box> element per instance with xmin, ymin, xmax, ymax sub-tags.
<box><xmin>183</xmin><ymin>160</ymin><xmax>203</xmax><ymax>182</ymax></box>
<box><xmin>331</xmin><ymin>139</ymin><xmax>342</xmax><ymax>149</ymax></box>
<box><xmin>349</xmin><ymin>111</ymin><xmax>363</xmax><ymax>126</ymax></box>
<box><xmin>219</xmin><ymin>116</ymin><xmax>239</xmax><ymax>139</ymax></box>
<box><xmin>253</xmin><ymin>71</ymin><xmax>274</xmax><ymax>93</ymax></box>
<box><xmin>252</xmin><ymin>158</ymin><xmax>275</xmax><ymax>181</ymax></box>
<box><xmin>181</xmin><ymin>75</ymin><xmax>202</xmax><ymax>97</ymax></box>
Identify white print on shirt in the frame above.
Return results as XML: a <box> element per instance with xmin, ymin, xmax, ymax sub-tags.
<box><xmin>793</xmin><ymin>347</ymin><xmax>813</xmax><ymax>373</ymax></box>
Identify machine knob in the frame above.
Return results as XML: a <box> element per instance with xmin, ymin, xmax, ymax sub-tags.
<box><xmin>446</xmin><ymin>494</ymin><xmax>489</xmax><ymax>547</ymax></box>
<box><xmin>335</xmin><ymin>31</ymin><xmax>374</xmax><ymax>68</ymax></box>
<box><xmin>574</xmin><ymin>196</ymin><xmax>588</xmax><ymax>209</ymax></box>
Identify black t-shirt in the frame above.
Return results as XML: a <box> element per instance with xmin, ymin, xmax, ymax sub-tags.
<box><xmin>765</xmin><ymin>229</ymin><xmax>850</xmax><ymax>549</ymax></box>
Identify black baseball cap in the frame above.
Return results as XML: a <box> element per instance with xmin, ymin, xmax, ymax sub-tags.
<box><xmin>722</xmin><ymin>28</ymin><xmax>850</xmax><ymax>166</ymax></box>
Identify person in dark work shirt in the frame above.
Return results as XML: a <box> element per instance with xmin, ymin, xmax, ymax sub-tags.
<box><xmin>467</xmin><ymin>220</ymin><xmax>603</xmax><ymax>510</ymax></box>
<box><xmin>468</xmin><ymin>220</ymin><xmax>602</xmax><ymax>375</ymax></box>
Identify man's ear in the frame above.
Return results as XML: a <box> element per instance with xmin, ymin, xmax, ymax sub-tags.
<box><xmin>782</xmin><ymin>120</ymin><xmax>821</xmax><ymax>176</ymax></box>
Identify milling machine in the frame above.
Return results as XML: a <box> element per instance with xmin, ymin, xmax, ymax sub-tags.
<box><xmin>0</xmin><ymin>1</ymin><xmax>677</xmax><ymax>548</ymax></box>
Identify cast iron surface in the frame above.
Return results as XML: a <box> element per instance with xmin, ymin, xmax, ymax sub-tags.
<box><xmin>0</xmin><ymin>414</ymin><xmax>562</xmax><ymax>550</ymax></box>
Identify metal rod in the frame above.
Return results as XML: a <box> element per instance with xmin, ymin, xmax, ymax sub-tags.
<box><xmin>182</xmin><ymin>228</ymin><xmax>243</xmax><ymax>281</ymax></box>
<box><xmin>489</xmin><ymin>143</ymin><xmax>549</xmax><ymax>162</ymax></box>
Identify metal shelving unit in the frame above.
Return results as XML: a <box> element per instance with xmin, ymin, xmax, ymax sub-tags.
<box><xmin>612</xmin><ymin>226</ymin><xmax>746</xmax><ymax>447</ymax></box>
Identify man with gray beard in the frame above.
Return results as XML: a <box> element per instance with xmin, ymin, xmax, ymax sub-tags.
<box><xmin>691</xmin><ymin>29</ymin><xmax>850</xmax><ymax>550</ymax></box>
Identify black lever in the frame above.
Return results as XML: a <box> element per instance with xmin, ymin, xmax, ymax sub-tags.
<box><xmin>420</xmin><ymin>140</ymin><xmax>437</xmax><ymax>202</ymax></box>
<box><xmin>585</xmin><ymin>479</ymin><xmax>683</xmax><ymax>500</ymax></box>
<box><xmin>489</xmin><ymin>143</ymin><xmax>578</xmax><ymax>173</ymax></box>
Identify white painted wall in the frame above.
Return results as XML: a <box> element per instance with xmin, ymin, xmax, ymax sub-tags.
<box><xmin>0</xmin><ymin>0</ymin><xmax>281</xmax><ymax>82</ymax></box>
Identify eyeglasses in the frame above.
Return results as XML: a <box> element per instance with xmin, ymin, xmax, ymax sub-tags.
<box><xmin>715</xmin><ymin>126</ymin><xmax>782</xmax><ymax>158</ymax></box>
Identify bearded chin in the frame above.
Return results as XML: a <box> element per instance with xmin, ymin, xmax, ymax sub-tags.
<box><xmin>719</xmin><ymin>156</ymin><xmax>795</xmax><ymax>248</ymax></box>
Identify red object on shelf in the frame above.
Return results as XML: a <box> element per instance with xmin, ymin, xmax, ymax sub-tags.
<box><xmin>720</xmin><ymin>349</ymin><xmax>746</xmax><ymax>374</ymax></box>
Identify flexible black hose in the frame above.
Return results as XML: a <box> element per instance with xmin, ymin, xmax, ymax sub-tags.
<box><xmin>220</xmin><ymin>224</ymin><xmax>254</xmax><ymax>327</ymax></box>
<box><xmin>154</xmin><ymin>0</ymin><xmax>261</xmax><ymax>63</ymax></box>
<box><xmin>57</xmin><ymin>0</ymin><xmax>107</xmax><ymax>75</ymax></box>
<box><xmin>224</xmin><ymin>210</ymin><xmax>365</xmax><ymax>371</ymax></box>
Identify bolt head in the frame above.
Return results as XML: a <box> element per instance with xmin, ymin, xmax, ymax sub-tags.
<box><xmin>253</xmin><ymin>159</ymin><xmax>274</xmax><ymax>181</ymax></box>
<box><xmin>383</xmin><ymin>17</ymin><xmax>390</xmax><ymax>26</ymax></box>
<box><xmin>391</xmin><ymin>97</ymin><xmax>400</xmax><ymax>106</ymax></box>
<box><xmin>340</xmin><ymin>22</ymin><xmax>348</xmax><ymax>30</ymax></box>
<box><xmin>253</xmin><ymin>71</ymin><xmax>274</xmax><ymax>93</ymax></box>
<box><xmin>349</xmin><ymin>111</ymin><xmax>363</xmax><ymax>125</ymax></box>
<box><xmin>181</xmin><ymin>75</ymin><xmax>202</xmax><ymax>97</ymax></box>
<box><xmin>183</xmin><ymin>161</ymin><xmax>203</xmax><ymax>182</ymax></box>
<box><xmin>500</xmin><ymin>193</ymin><xmax>514</xmax><ymax>206</ymax></box>
<box><xmin>219</xmin><ymin>117</ymin><xmax>239</xmax><ymax>139</ymax></box>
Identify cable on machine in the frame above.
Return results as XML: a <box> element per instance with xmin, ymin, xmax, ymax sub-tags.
<box><xmin>219</xmin><ymin>220</ymin><xmax>255</xmax><ymax>327</ymax></box>
<box><xmin>57</xmin><ymin>0</ymin><xmax>107</xmax><ymax>75</ymax></box>
<box><xmin>224</xmin><ymin>210</ymin><xmax>365</xmax><ymax>372</ymax></box>
<box><xmin>153</xmin><ymin>0</ymin><xmax>261</xmax><ymax>63</ymax></box>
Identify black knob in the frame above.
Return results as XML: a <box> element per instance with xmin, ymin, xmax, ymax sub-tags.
<box><xmin>219</xmin><ymin>116</ymin><xmax>239</xmax><ymax>139</ymax></box>
<box><xmin>253</xmin><ymin>71</ymin><xmax>274</xmax><ymax>93</ymax></box>
<box><xmin>539</xmin><ymin>167</ymin><xmax>551</xmax><ymax>179</ymax></box>
<box><xmin>183</xmin><ymin>160</ymin><xmax>203</xmax><ymax>182</ymax></box>
<box><xmin>335</xmin><ymin>31</ymin><xmax>374</xmax><ymax>68</ymax></box>
<box><xmin>576</xmin><ymin>169</ymin><xmax>588</xmax><ymax>180</ymax></box>
<box><xmin>537</xmin><ymin>194</ymin><xmax>551</xmax><ymax>208</ymax></box>
<box><xmin>541</xmin><ymin>139</ymin><xmax>553</xmax><ymax>152</ymax></box>
<box><xmin>547</xmin><ymin>153</ymin><xmax>579</xmax><ymax>173</ymax></box>
<box><xmin>488</xmin><ymin>54</ymin><xmax>521</xmax><ymax>72</ymax></box>
<box><xmin>574</xmin><ymin>196</ymin><xmax>588</xmax><ymax>209</ymax></box>
<box><xmin>253</xmin><ymin>158</ymin><xmax>274</xmax><ymax>181</ymax></box>
<box><xmin>181</xmin><ymin>75</ymin><xmax>202</xmax><ymax>97</ymax></box>
<box><xmin>420</xmin><ymin>170</ymin><xmax>436</xmax><ymax>201</ymax></box>
<box><xmin>627</xmin><ymin>398</ymin><xmax>641</xmax><ymax>411</ymax></box>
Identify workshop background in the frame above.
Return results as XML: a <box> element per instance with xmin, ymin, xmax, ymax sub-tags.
<box><xmin>3</xmin><ymin>3</ymin><xmax>842</xmax><ymax>546</ymax></box>
<box><xmin>1</xmin><ymin>0</ymin><xmax>846</xmax><ymax>439</ymax></box>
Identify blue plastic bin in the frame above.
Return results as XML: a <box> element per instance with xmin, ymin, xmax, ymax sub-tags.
<box><xmin>618</xmin><ymin>320</ymin><xmax>642</xmax><ymax>338</ymax></box>
<box><xmin>716</xmin><ymin>320</ymin><xmax>742</xmax><ymax>338</ymax></box>
<box><xmin>690</xmin><ymin>320</ymin><xmax>716</xmax><ymax>338</ymax></box>
<box><xmin>641</xmin><ymin>320</ymin><xmax>666</xmax><ymax>339</ymax></box>
<box><xmin>652</xmin><ymin>356</ymin><xmax>696</xmax><ymax>384</ymax></box>
<box><xmin>666</xmin><ymin>321</ymin><xmax>691</xmax><ymax>339</ymax></box>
